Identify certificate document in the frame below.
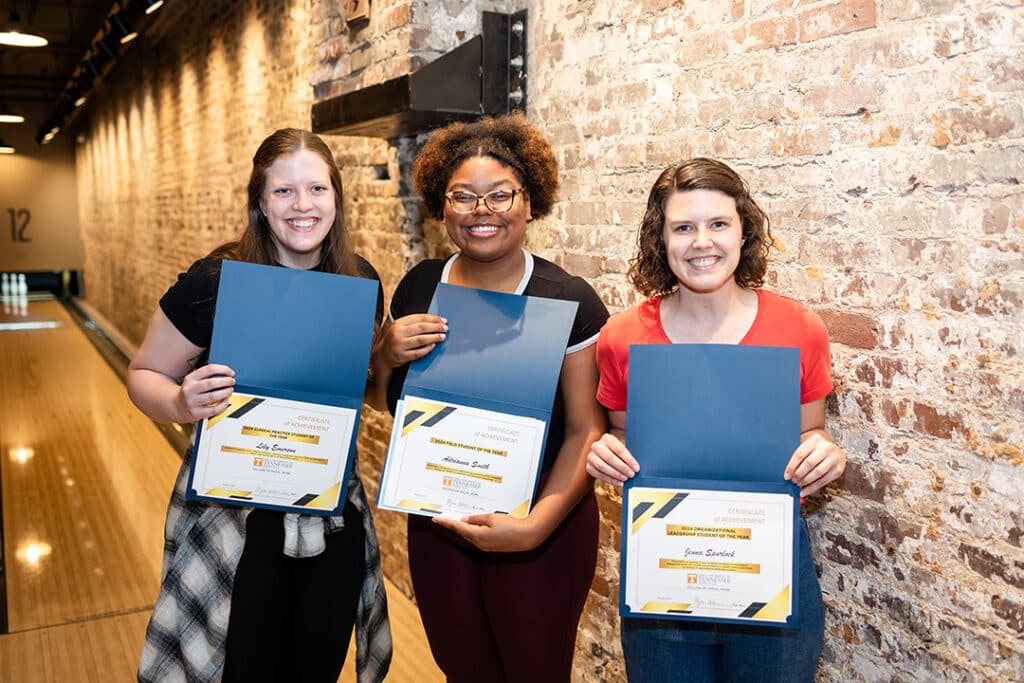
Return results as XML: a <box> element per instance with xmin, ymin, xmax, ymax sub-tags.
<box><xmin>191</xmin><ymin>392</ymin><xmax>357</xmax><ymax>512</ymax></box>
<box><xmin>378</xmin><ymin>395</ymin><xmax>546</xmax><ymax>518</ymax></box>
<box><xmin>623</xmin><ymin>483</ymin><xmax>795</xmax><ymax>625</ymax></box>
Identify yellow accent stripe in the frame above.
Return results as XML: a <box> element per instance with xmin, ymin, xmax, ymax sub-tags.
<box><xmin>206</xmin><ymin>394</ymin><xmax>254</xmax><ymax>429</ymax></box>
<box><xmin>631</xmin><ymin>491</ymin><xmax>681</xmax><ymax>534</ymax></box>
<box><xmin>425</xmin><ymin>462</ymin><xmax>502</xmax><ymax>483</ymax></box>
<box><xmin>241</xmin><ymin>426</ymin><xmax>321</xmax><ymax>444</ymax></box>
<box><xmin>220</xmin><ymin>445</ymin><xmax>328</xmax><ymax>465</ymax></box>
<box><xmin>659</xmin><ymin>558</ymin><xmax>761</xmax><ymax>574</ymax></box>
<box><xmin>509</xmin><ymin>499</ymin><xmax>531</xmax><ymax>519</ymax></box>
<box><xmin>203</xmin><ymin>487</ymin><xmax>252</xmax><ymax>498</ymax></box>
<box><xmin>395</xmin><ymin>499</ymin><xmax>443</xmax><ymax>513</ymax></box>
<box><xmin>300</xmin><ymin>481</ymin><xmax>342</xmax><ymax>510</ymax></box>
<box><xmin>640</xmin><ymin>601</ymin><xmax>691</xmax><ymax>613</ymax></box>
<box><xmin>400</xmin><ymin>399</ymin><xmax>450</xmax><ymax>438</ymax></box>
<box><xmin>752</xmin><ymin>585</ymin><xmax>791</xmax><ymax>621</ymax></box>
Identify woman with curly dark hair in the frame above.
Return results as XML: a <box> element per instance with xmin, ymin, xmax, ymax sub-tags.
<box><xmin>367</xmin><ymin>113</ymin><xmax>608</xmax><ymax>682</ymax></box>
<box><xmin>587</xmin><ymin>158</ymin><xmax>846</xmax><ymax>682</ymax></box>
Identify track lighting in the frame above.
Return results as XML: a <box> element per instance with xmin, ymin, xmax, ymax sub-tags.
<box><xmin>109</xmin><ymin>13</ymin><xmax>137</xmax><ymax>45</ymax></box>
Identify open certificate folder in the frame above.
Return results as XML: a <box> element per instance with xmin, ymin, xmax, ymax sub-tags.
<box><xmin>187</xmin><ymin>260</ymin><xmax>378</xmax><ymax>516</ymax></box>
<box><xmin>620</xmin><ymin>345</ymin><xmax>803</xmax><ymax>627</ymax></box>
<box><xmin>378</xmin><ymin>283</ymin><xmax>577</xmax><ymax>518</ymax></box>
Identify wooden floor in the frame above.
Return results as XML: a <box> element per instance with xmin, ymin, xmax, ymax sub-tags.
<box><xmin>0</xmin><ymin>297</ymin><xmax>442</xmax><ymax>682</ymax></box>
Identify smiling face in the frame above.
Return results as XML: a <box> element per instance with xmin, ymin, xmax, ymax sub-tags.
<box><xmin>443</xmin><ymin>155</ymin><xmax>531</xmax><ymax>267</ymax></box>
<box><xmin>260</xmin><ymin>148</ymin><xmax>336</xmax><ymax>269</ymax></box>
<box><xmin>662</xmin><ymin>189</ymin><xmax>744</xmax><ymax>295</ymax></box>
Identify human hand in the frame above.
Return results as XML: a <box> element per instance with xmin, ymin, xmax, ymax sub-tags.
<box><xmin>377</xmin><ymin>314</ymin><xmax>448</xmax><ymax>368</ymax></box>
<box><xmin>176</xmin><ymin>363</ymin><xmax>236</xmax><ymax>423</ymax></box>
<box><xmin>432</xmin><ymin>512</ymin><xmax>542</xmax><ymax>552</ymax></box>
<box><xmin>586</xmin><ymin>432</ymin><xmax>640</xmax><ymax>486</ymax></box>
<box><xmin>784</xmin><ymin>432</ymin><xmax>846</xmax><ymax>497</ymax></box>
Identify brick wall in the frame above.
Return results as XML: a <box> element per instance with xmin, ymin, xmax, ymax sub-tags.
<box><xmin>77</xmin><ymin>0</ymin><xmax>1022</xmax><ymax>680</ymax></box>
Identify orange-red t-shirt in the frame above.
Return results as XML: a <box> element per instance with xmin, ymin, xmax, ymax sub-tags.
<box><xmin>596</xmin><ymin>289</ymin><xmax>834</xmax><ymax>411</ymax></box>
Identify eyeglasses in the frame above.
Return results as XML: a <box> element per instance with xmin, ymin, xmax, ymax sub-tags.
<box><xmin>444</xmin><ymin>188</ymin><xmax>525</xmax><ymax>214</ymax></box>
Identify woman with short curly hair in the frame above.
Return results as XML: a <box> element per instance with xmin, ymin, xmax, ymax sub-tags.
<box><xmin>588</xmin><ymin>158</ymin><xmax>846</xmax><ymax>682</ymax></box>
<box><xmin>368</xmin><ymin>113</ymin><xmax>608</xmax><ymax>682</ymax></box>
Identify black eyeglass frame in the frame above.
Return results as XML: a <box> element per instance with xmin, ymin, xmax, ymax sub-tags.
<box><xmin>443</xmin><ymin>187</ymin><xmax>526</xmax><ymax>214</ymax></box>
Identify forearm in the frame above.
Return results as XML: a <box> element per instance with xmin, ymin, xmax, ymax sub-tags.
<box><xmin>364</xmin><ymin>339</ymin><xmax>395</xmax><ymax>412</ymax></box>
<box><xmin>127</xmin><ymin>368</ymin><xmax>187</xmax><ymax>424</ymax></box>
<box><xmin>529</xmin><ymin>427</ymin><xmax>602</xmax><ymax>542</ymax></box>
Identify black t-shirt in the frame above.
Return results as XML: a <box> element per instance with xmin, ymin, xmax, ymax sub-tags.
<box><xmin>386</xmin><ymin>252</ymin><xmax>609</xmax><ymax>473</ymax></box>
<box><xmin>159</xmin><ymin>255</ymin><xmax>385</xmax><ymax>351</ymax></box>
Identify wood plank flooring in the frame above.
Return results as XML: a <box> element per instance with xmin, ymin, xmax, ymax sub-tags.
<box><xmin>0</xmin><ymin>297</ymin><xmax>442</xmax><ymax>682</ymax></box>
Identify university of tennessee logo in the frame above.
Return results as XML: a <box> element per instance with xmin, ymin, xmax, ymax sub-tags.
<box><xmin>253</xmin><ymin>457</ymin><xmax>264</xmax><ymax>467</ymax></box>
<box><xmin>442</xmin><ymin>476</ymin><xmax>453</xmax><ymax>486</ymax></box>
<box><xmin>687</xmin><ymin>574</ymin><xmax>699</xmax><ymax>584</ymax></box>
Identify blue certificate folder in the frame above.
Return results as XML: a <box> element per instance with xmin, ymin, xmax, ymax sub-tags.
<box><xmin>186</xmin><ymin>260</ymin><xmax>379</xmax><ymax>515</ymax></box>
<box><xmin>379</xmin><ymin>282</ymin><xmax>578</xmax><ymax>512</ymax></box>
<box><xmin>620</xmin><ymin>344</ymin><xmax>802</xmax><ymax>627</ymax></box>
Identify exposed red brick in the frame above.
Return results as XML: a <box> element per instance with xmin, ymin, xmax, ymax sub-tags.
<box><xmin>799</xmin><ymin>0</ymin><xmax>877</xmax><ymax>43</ymax></box>
<box><xmin>959</xmin><ymin>544</ymin><xmax>1024</xmax><ymax>590</ymax></box>
<box><xmin>817</xmin><ymin>309</ymin><xmax>880</xmax><ymax>349</ymax></box>
<box><xmin>912</xmin><ymin>402</ymin><xmax>960</xmax><ymax>439</ymax></box>
<box><xmin>823</xmin><ymin>530</ymin><xmax>881</xmax><ymax>569</ymax></box>
<box><xmin>738</xmin><ymin>16</ymin><xmax>798</xmax><ymax>51</ymax></box>
<box><xmin>992</xmin><ymin>595</ymin><xmax>1024</xmax><ymax>634</ymax></box>
<box><xmin>881</xmin><ymin>399</ymin><xmax>908</xmax><ymax>428</ymax></box>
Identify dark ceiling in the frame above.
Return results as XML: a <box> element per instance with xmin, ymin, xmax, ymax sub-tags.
<box><xmin>0</xmin><ymin>1</ymin><xmax>166</xmax><ymax>140</ymax></box>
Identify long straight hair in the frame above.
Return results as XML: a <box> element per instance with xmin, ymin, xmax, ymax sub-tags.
<box><xmin>212</xmin><ymin>128</ymin><xmax>358</xmax><ymax>277</ymax></box>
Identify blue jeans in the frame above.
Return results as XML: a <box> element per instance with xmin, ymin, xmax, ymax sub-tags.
<box><xmin>621</xmin><ymin>518</ymin><xmax>825</xmax><ymax>682</ymax></box>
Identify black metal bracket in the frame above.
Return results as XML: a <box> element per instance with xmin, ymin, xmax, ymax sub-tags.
<box><xmin>312</xmin><ymin>10</ymin><xmax>527</xmax><ymax>139</ymax></box>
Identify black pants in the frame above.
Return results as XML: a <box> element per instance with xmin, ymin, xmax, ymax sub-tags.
<box><xmin>222</xmin><ymin>503</ymin><xmax>365</xmax><ymax>682</ymax></box>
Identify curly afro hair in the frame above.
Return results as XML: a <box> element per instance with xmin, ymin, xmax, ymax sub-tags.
<box><xmin>629</xmin><ymin>158</ymin><xmax>774</xmax><ymax>298</ymax></box>
<box><xmin>412</xmin><ymin>113</ymin><xmax>558</xmax><ymax>221</ymax></box>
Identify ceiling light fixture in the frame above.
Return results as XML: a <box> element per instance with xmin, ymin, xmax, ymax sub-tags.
<box><xmin>0</xmin><ymin>9</ymin><xmax>48</xmax><ymax>48</ymax></box>
<box><xmin>0</xmin><ymin>104</ymin><xmax>25</xmax><ymax>124</ymax></box>
<box><xmin>143</xmin><ymin>0</ymin><xmax>165</xmax><ymax>15</ymax></box>
<box><xmin>0</xmin><ymin>136</ymin><xmax>15</xmax><ymax>154</ymax></box>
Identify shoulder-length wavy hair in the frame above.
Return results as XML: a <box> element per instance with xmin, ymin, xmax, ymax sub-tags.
<box><xmin>211</xmin><ymin>128</ymin><xmax>358</xmax><ymax>277</ymax></box>
<box><xmin>411</xmin><ymin>112</ymin><xmax>558</xmax><ymax>221</ymax></box>
<box><xmin>628</xmin><ymin>158</ymin><xmax>773</xmax><ymax>298</ymax></box>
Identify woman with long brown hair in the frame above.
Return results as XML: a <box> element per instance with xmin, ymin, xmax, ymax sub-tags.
<box><xmin>130</xmin><ymin>128</ymin><xmax>390</xmax><ymax>683</ymax></box>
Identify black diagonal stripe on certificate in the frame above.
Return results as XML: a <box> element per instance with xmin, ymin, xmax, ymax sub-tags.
<box><xmin>653</xmin><ymin>492</ymin><xmax>689</xmax><ymax>518</ymax></box>
<box><xmin>632</xmin><ymin>501</ymin><xmax>653</xmax><ymax>522</ymax></box>
<box><xmin>737</xmin><ymin>602</ymin><xmax>768</xmax><ymax>618</ymax></box>
<box><xmin>292</xmin><ymin>493</ymin><xmax>318</xmax><ymax>506</ymax></box>
<box><xmin>227</xmin><ymin>398</ymin><xmax>265</xmax><ymax>419</ymax></box>
<box><xmin>403</xmin><ymin>409</ymin><xmax>424</xmax><ymax>427</ymax></box>
<box><xmin>421</xmin><ymin>405</ymin><xmax>457</xmax><ymax>427</ymax></box>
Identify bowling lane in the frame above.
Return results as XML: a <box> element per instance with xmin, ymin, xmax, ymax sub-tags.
<box><xmin>0</xmin><ymin>298</ymin><xmax>181</xmax><ymax>632</ymax></box>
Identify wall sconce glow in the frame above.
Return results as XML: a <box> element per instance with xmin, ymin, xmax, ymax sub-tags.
<box><xmin>9</xmin><ymin>447</ymin><xmax>34</xmax><ymax>464</ymax></box>
<box><xmin>0</xmin><ymin>10</ymin><xmax>48</xmax><ymax>47</ymax></box>
<box><xmin>16</xmin><ymin>541</ymin><xmax>53</xmax><ymax>568</ymax></box>
<box><xmin>0</xmin><ymin>138</ymin><xmax>14</xmax><ymax>154</ymax></box>
<box><xmin>144</xmin><ymin>0</ymin><xmax>165</xmax><ymax>15</ymax></box>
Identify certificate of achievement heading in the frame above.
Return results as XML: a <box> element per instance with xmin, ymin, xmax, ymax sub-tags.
<box><xmin>622</xmin><ymin>481</ymin><xmax>796</xmax><ymax>626</ymax></box>
<box><xmin>378</xmin><ymin>395</ymin><xmax>545</xmax><ymax>517</ymax></box>
<box><xmin>191</xmin><ymin>392</ymin><xmax>356</xmax><ymax>511</ymax></box>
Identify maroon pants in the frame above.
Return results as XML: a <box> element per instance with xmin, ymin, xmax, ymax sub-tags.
<box><xmin>407</xmin><ymin>491</ymin><xmax>599</xmax><ymax>683</ymax></box>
